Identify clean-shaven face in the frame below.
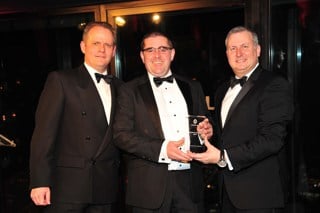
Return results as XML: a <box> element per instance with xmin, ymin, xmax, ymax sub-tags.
<box><xmin>140</xmin><ymin>35</ymin><xmax>175</xmax><ymax>77</ymax></box>
<box><xmin>226</xmin><ymin>30</ymin><xmax>260</xmax><ymax>77</ymax></box>
<box><xmin>80</xmin><ymin>26</ymin><xmax>116</xmax><ymax>73</ymax></box>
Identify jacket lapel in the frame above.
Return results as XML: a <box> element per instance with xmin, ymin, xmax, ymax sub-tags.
<box><xmin>95</xmin><ymin>79</ymin><xmax>118</xmax><ymax>158</ymax></box>
<box><xmin>138</xmin><ymin>75</ymin><xmax>194</xmax><ymax>138</ymax></box>
<box><xmin>175</xmin><ymin>77</ymin><xmax>193</xmax><ymax>115</ymax></box>
<box><xmin>76</xmin><ymin>65</ymin><xmax>110</xmax><ymax>158</ymax></box>
<box><xmin>216</xmin><ymin>83</ymin><xmax>229</xmax><ymax>130</ymax></box>
<box><xmin>77</xmin><ymin>65</ymin><xmax>106</xmax><ymax>123</ymax></box>
<box><xmin>224</xmin><ymin>67</ymin><xmax>262</xmax><ymax>126</ymax></box>
<box><xmin>139</xmin><ymin>76</ymin><xmax>164</xmax><ymax>137</ymax></box>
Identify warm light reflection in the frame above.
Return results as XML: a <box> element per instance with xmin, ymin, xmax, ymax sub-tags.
<box><xmin>152</xmin><ymin>13</ymin><xmax>161</xmax><ymax>24</ymax></box>
<box><xmin>115</xmin><ymin>16</ymin><xmax>126</xmax><ymax>27</ymax></box>
<box><xmin>78</xmin><ymin>22</ymin><xmax>86</xmax><ymax>30</ymax></box>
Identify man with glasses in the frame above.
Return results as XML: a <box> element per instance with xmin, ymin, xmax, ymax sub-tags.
<box><xmin>113</xmin><ymin>31</ymin><xmax>213</xmax><ymax>213</ymax></box>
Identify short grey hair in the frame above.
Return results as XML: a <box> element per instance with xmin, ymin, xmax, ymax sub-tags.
<box><xmin>225</xmin><ymin>26</ymin><xmax>259</xmax><ymax>47</ymax></box>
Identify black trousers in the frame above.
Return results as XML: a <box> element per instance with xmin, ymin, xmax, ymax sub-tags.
<box><xmin>131</xmin><ymin>170</ymin><xmax>204</xmax><ymax>213</ymax></box>
<box><xmin>221</xmin><ymin>184</ymin><xmax>284</xmax><ymax>213</ymax></box>
<box><xmin>41</xmin><ymin>203</ymin><xmax>116</xmax><ymax>213</ymax></box>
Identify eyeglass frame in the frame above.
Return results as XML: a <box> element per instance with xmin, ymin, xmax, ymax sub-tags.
<box><xmin>141</xmin><ymin>46</ymin><xmax>173</xmax><ymax>54</ymax></box>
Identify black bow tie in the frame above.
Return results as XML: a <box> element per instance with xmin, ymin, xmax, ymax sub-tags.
<box><xmin>95</xmin><ymin>73</ymin><xmax>113</xmax><ymax>84</ymax></box>
<box><xmin>229</xmin><ymin>76</ymin><xmax>247</xmax><ymax>88</ymax></box>
<box><xmin>153</xmin><ymin>75</ymin><xmax>174</xmax><ymax>87</ymax></box>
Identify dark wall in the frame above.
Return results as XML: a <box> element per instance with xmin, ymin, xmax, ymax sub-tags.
<box><xmin>0</xmin><ymin>0</ymin><xmax>125</xmax><ymax>14</ymax></box>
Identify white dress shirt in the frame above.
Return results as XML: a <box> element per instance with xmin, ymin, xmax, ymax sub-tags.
<box><xmin>221</xmin><ymin>63</ymin><xmax>258</xmax><ymax>170</ymax></box>
<box><xmin>85</xmin><ymin>63</ymin><xmax>112</xmax><ymax>124</ymax></box>
<box><xmin>148</xmin><ymin>72</ymin><xmax>190</xmax><ymax>170</ymax></box>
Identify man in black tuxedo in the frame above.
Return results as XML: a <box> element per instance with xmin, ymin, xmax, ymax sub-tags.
<box><xmin>190</xmin><ymin>26</ymin><xmax>293</xmax><ymax>213</ymax></box>
<box><xmin>29</xmin><ymin>22</ymin><xmax>123</xmax><ymax>213</ymax></box>
<box><xmin>113</xmin><ymin>31</ymin><xmax>213</xmax><ymax>213</ymax></box>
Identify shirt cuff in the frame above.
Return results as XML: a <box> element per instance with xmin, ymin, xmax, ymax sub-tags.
<box><xmin>158</xmin><ymin>140</ymin><xmax>171</xmax><ymax>163</ymax></box>
<box><xmin>224</xmin><ymin>150</ymin><xmax>234</xmax><ymax>170</ymax></box>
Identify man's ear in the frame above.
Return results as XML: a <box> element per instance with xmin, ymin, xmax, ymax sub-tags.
<box><xmin>170</xmin><ymin>48</ymin><xmax>175</xmax><ymax>61</ymax></box>
<box><xmin>256</xmin><ymin>44</ymin><xmax>261</xmax><ymax>57</ymax></box>
<box><xmin>140</xmin><ymin>51</ymin><xmax>145</xmax><ymax>63</ymax></box>
<box><xmin>80</xmin><ymin>41</ymin><xmax>85</xmax><ymax>54</ymax></box>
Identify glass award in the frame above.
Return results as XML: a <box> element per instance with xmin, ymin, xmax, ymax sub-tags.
<box><xmin>188</xmin><ymin>115</ymin><xmax>207</xmax><ymax>153</ymax></box>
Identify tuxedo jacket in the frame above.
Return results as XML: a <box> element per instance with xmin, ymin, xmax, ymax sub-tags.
<box><xmin>214</xmin><ymin>66</ymin><xmax>293</xmax><ymax>209</ymax></box>
<box><xmin>113</xmin><ymin>74</ymin><xmax>212</xmax><ymax>209</ymax></box>
<box><xmin>29</xmin><ymin>64</ymin><xmax>123</xmax><ymax>204</ymax></box>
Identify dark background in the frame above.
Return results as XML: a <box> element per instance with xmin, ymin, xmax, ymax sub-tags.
<box><xmin>1</xmin><ymin>0</ymin><xmax>320</xmax><ymax>212</ymax></box>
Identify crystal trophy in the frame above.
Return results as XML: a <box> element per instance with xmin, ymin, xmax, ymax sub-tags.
<box><xmin>188</xmin><ymin>115</ymin><xmax>207</xmax><ymax>153</ymax></box>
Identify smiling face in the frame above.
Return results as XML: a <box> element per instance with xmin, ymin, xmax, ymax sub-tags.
<box><xmin>140</xmin><ymin>35</ymin><xmax>175</xmax><ymax>77</ymax></box>
<box><xmin>226</xmin><ymin>30</ymin><xmax>261</xmax><ymax>77</ymax></box>
<box><xmin>80</xmin><ymin>25</ymin><xmax>116</xmax><ymax>73</ymax></box>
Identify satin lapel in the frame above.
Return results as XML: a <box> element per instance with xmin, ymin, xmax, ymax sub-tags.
<box><xmin>77</xmin><ymin>65</ymin><xmax>107</xmax><ymax>124</ymax></box>
<box><xmin>224</xmin><ymin>67</ymin><xmax>262</xmax><ymax>125</ymax></box>
<box><xmin>76</xmin><ymin>65</ymin><xmax>108</xmax><ymax>158</ymax></box>
<box><xmin>175</xmin><ymin>78</ymin><xmax>193</xmax><ymax>114</ymax></box>
<box><xmin>216</xmin><ymin>83</ymin><xmax>229</xmax><ymax>129</ymax></box>
<box><xmin>107</xmin><ymin>81</ymin><xmax>116</xmax><ymax>127</ymax></box>
<box><xmin>94</xmin><ymin>79</ymin><xmax>116</xmax><ymax>158</ymax></box>
<box><xmin>225</xmin><ymin>81</ymin><xmax>253</xmax><ymax>124</ymax></box>
<box><xmin>139</xmin><ymin>78</ymin><xmax>164</xmax><ymax>137</ymax></box>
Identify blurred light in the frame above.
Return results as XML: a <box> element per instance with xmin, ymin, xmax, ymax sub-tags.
<box><xmin>297</xmin><ymin>50</ymin><xmax>302</xmax><ymax>58</ymax></box>
<box><xmin>152</xmin><ymin>13</ymin><xmax>161</xmax><ymax>24</ymax></box>
<box><xmin>78</xmin><ymin>22</ymin><xmax>86</xmax><ymax>30</ymax></box>
<box><xmin>115</xmin><ymin>16</ymin><xmax>126</xmax><ymax>27</ymax></box>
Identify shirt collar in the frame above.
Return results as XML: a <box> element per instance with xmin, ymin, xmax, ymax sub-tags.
<box><xmin>148</xmin><ymin>70</ymin><xmax>173</xmax><ymax>88</ymax></box>
<box><xmin>84</xmin><ymin>63</ymin><xmax>108</xmax><ymax>83</ymax></box>
<box><xmin>235</xmin><ymin>63</ymin><xmax>259</xmax><ymax>79</ymax></box>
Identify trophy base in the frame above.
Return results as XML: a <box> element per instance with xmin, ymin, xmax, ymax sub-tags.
<box><xmin>190</xmin><ymin>144</ymin><xmax>207</xmax><ymax>153</ymax></box>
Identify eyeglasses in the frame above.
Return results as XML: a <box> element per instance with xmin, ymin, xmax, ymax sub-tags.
<box><xmin>142</xmin><ymin>46</ymin><xmax>173</xmax><ymax>54</ymax></box>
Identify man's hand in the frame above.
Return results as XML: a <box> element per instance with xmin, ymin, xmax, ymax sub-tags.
<box><xmin>197</xmin><ymin>118</ymin><xmax>213</xmax><ymax>140</ymax></box>
<box><xmin>167</xmin><ymin>138</ymin><xmax>192</xmax><ymax>163</ymax></box>
<box><xmin>188</xmin><ymin>137</ymin><xmax>220</xmax><ymax>164</ymax></box>
<box><xmin>30</xmin><ymin>187</ymin><xmax>51</xmax><ymax>206</ymax></box>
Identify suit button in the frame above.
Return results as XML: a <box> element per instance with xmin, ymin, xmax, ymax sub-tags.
<box><xmin>85</xmin><ymin>136</ymin><xmax>91</xmax><ymax>141</ymax></box>
<box><xmin>91</xmin><ymin>159</ymin><xmax>96</xmax><ymax>165</ymax></box>
<box><xmin>81</xmin><ymin>111</ymin><xmax>86</xmax><ymax>116</ymax></box>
